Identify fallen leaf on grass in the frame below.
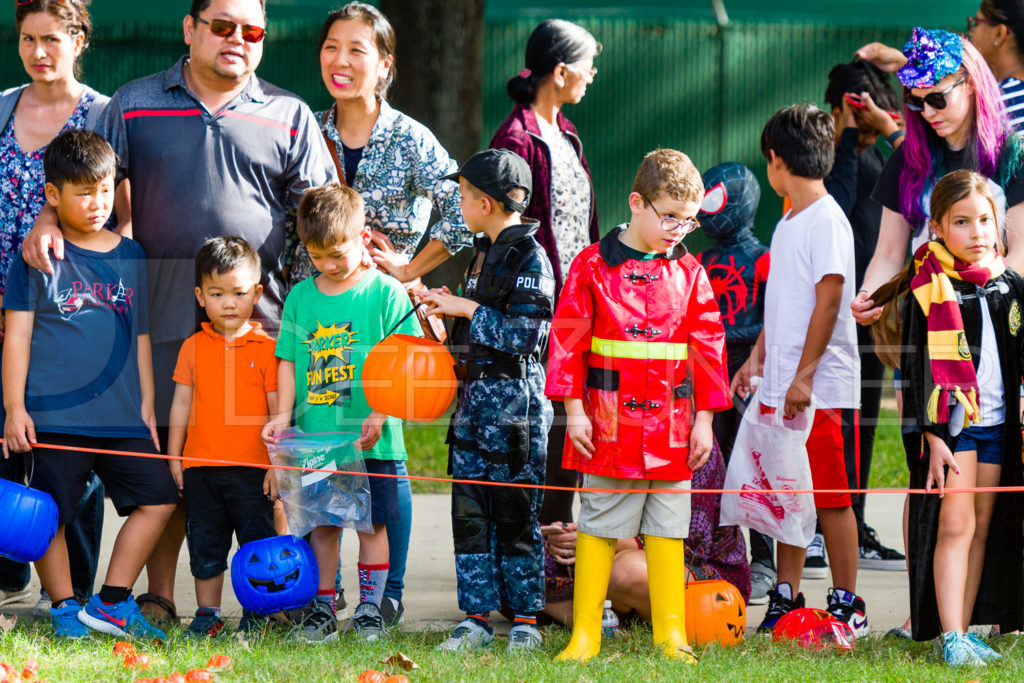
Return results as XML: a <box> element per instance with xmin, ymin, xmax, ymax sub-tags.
<box><xmin>234</xmin><ymin>633</ymin><xmax>251</xmax><ymax>651</ymax></box>
<box><xmin>0</xmin><ymin>615</ymin><xmax>17</xmax><ymax>633</ymax></box>
<box><xmin>206</xmin><ymin>655</ymin><xmax>231</xmax><ymax>672</ymax></box>
<box><xmin>379</xmin><ymin>653</ymin><xmax>419</xmax><ymax>672</ymax></box>
<box><xmin>603</xmin><ymin>652</ymin><xmax>622</xmax><ymax>663</ymax></box>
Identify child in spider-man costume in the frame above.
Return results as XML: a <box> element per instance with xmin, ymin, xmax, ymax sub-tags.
<box><xmin>696</xmin><ymin>162</ymin><xmax>774</xmax><ymax>596</ymax></box>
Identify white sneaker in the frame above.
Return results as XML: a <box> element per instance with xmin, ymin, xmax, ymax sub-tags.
<box><xmin>437</xmin><ymin>618</ymin><xmax>494</xmax><ymax>651</ymax></box>
<box><xmin>32</xmin><ymin>590</ymin><xmax>52</xmax><ymax>617</ymax></box>
<box><xmin>0</xmin><ymin>587</ymin><xmax>30</xmax><ymax>608</ymax></box>
<box><xmin>803</xmin><ymin>533</ymin><xmax>828</xmax><ymax>580</ymax></box>
<box><xmin>507</xmin><ymin>623</ymin><xmax>542</xmax><ymax>652</ymax></box>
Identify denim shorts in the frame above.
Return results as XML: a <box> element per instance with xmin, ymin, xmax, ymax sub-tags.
<box><xmin>954</xmin><ymin>424</ymin><xmax>1004</xmax><ymax>465</ymax></box>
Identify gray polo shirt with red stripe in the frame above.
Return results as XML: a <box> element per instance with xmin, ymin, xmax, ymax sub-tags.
<box><xmin>96</xmin><ymin>56</ymin><xmax>337</xmax><ymax>344</ymax></box>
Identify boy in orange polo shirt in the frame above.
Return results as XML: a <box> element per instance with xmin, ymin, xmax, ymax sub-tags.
<box><xmin>167</xmin><ymin>236</ymin><xmax>279</xmax><ymax>638</ymax></box>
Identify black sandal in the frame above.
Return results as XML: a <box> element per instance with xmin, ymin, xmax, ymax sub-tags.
<box><xmin>135</xmin><ymin>592</ymin><xmax>179</xmax><ymax>630</ymax></box>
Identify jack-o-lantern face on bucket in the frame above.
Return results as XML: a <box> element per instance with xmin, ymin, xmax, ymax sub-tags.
<box><xmin>231</xmin><ymin>535</ymin><xmax>319</xmax><ymax>614</ymax></box>
<box><xmin>684</xmin><ymin>579</ymin><xmax>746</xmax><ymax>646</ymax></box>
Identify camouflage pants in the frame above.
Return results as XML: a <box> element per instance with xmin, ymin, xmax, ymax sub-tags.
<box><xmin>449</xmin><ymin>372</ymin><xmax>551</xmax><ymax>614</ymax></box>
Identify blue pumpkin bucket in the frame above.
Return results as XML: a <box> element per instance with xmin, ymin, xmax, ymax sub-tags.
<box><xmin>0</xmin><ymin>477</ymin><xmax>58</xmax><ymax>563</ymax></box>
<box><xmin>231</xmin><ymin>535</ymin><xmax>319</xmax><ymax>615</ymax></box>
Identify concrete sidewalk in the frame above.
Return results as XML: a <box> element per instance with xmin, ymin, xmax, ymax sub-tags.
<box><xmin>4</xmin><ymin>490</ymin><xmax>910</xmax><ymax>636</ymax></box>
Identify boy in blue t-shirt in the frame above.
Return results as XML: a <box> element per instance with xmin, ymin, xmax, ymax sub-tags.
<box><xmin>2</xmin><ymin>130</ymin><xmax>178</xmax><ymax>640</ymax></box>
<box><xmin>264</xmin><ymin>183</ymin><xmax>420</xmax><ymax>643</ymax></box>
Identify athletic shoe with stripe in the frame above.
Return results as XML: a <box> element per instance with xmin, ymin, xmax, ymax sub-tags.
<box><xmin>79</xmin><ymin>594</ymin><xmax>166</xmax><ymax>640</ymax></box>
<box><xmin>51</xmin><ymin>599</ymin><xmax>89</xmax><ymax>638</ymax></box>
<box><xmin>186</xmin><ymin>607</ymin><xmax>225</xmax><ymax>638</ymax></box>
<box><xmin>826</xmin><ymin>587</ymin><xmax>869</xmax><ymax>638</ymax></box>
<box><xmin>756</xmin><ymin>585</ymin><xmax>805</xmax><ymax>634</ymax></box>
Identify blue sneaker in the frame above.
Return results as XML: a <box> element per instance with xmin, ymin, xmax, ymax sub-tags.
<box><xmin>51</xmin><ymin>600</ymin><xmax>89</xmax><ymax>638</ymax></box>
<box><xmin>756</xmin><ymin>584</ymin><xmax>805</xmax><ymax>634</ymax></box>
<box><xmin>79</xmin><ymin>594</ymin><xmax>166</xmax><ymax>640</ymax></box>
<box><xmin>966</xmin><ymin>631</ymin><xmax>1002</xmax><ymax>662</ymax></box>
<box><xmin>942</xmin><ymin>631</ymin><xmax>985</xmax><ymax>667</ymax></box>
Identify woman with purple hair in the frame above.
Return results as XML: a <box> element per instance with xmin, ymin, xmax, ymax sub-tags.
<box><xmin>852</xmin><ymin>27</ymin><xmax>1024</xmax><ymax>322</ymax></box>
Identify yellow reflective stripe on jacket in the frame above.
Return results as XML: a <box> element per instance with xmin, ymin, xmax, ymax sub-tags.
<box><xmin>590</xmin><ymin>336</ymin><xmax>688</xmax><ymax>361</ymax></box>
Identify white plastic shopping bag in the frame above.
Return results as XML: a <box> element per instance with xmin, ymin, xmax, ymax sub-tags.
<box><xmin>720</xmin><ymin>387</ymin><xmax>817</xmax><ymax>547</ymax></box>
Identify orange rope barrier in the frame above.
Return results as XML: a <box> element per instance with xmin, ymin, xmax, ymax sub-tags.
<box><xmin>0</xmin><ymin>438</ymin><xmax>1005</xmax><ymax>496</ymax></box>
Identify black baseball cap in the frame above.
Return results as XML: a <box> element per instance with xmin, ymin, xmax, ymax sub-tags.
<box><xmin>443</xmin><ymin>149</ymin><xmax>532</xmax><ymax>213</ymax></box>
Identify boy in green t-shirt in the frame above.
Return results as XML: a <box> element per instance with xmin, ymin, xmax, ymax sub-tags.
<box><xmin>263</xmin><ymin>183</ymin><xmax>420</xmax><ymax>643</ymax></box>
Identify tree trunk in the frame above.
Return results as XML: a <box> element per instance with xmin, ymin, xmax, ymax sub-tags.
<box><xmin>381</xmin><ymin>0</ymin><xmax>484</xmax><ymax>291</ymax></box>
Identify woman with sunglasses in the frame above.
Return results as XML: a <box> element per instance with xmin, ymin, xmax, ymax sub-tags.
<box><xmin>285</xmin><ymin>2</ymin><xmax>470</xmax><ymax>630</ymax></box>
<box><xmin>490</xmin><ymin>19</ymin><xmax>602</xmax><ymax>529</ymax></box>
<box><xmin>860</xmin><ymin>2</ymin><xmax>1024</xmax><ymax>131</ymax></box>
<box><xmin>966</xmin><ymin>1</ymin><xmax>1024</xmax><ymax>130</ymax></box>
<box><xmin>0</xmin><ymin>0</ymin><xmax>108</xmax><ymax>626</ymax></box>
<box><xmin>852</xmin><ymin>28</ymin><xmax>1024</xmax><ymax>322</ymax></box>
<box><xmin>850</xmin><ymin>29</ymin><xmax>1024</xmax><ymax>645</ymax></box>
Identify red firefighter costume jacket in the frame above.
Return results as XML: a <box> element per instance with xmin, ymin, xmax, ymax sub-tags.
<box><xmin>546</xmin><ymin>226</ymin><xmax>730</xmax><ymax>480</ymax></box>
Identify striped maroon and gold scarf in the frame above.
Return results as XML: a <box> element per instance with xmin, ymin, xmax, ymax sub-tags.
<box><xmin>911</xmin><ymin>241</ymin><xmax>1004</xmax><ymax>427</ymax></box>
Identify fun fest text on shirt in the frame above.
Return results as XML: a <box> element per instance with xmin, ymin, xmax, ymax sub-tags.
<box><xmin>301</xmin><ymin>320</ymin><xmax>357</xmax><ymax>406</ymax></box>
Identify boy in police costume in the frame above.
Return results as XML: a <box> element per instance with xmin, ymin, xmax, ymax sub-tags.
<box><xmin>421</xmin><ymin>149</ymin><xmax>555</xmax><ymax>653</ymax></box>
<box><xmin>546</xmin><ymin>149</ymin><xmax>730</xmax><ymax>663</ymax></box>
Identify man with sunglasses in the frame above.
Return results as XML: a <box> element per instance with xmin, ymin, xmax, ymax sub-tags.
<box><xmin>21</xmin><ymin>0</ymin><xmax>338</xmax><ymax>628</ymax></box>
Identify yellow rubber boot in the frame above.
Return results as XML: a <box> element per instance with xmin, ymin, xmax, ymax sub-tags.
<box><xmin>554</xmin><ymin>532</ymin><xmax>617</xmax><ymax>662</ymax></box>
<box><xmin>645</xmin><ymin>534</ymin><xmax>697</xmax><ymax>664</ymax></box>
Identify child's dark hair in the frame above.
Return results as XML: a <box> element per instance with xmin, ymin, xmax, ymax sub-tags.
<box><xmin>869</xmin><ymin>169</ymin><xmax>1003</xmax><ymax>367</ymax></box>
<box><xmin>297</xmin><ymin>183</ymin><xmax>365</xmax><ymax>249</ymax></box>
<box><xmin>43</xmin><ymin>129</ymin><xmax>116</xmax><ymax>189</ymax></box>
<box><xmin>195</xmin><ymin>236</ymin><xmax>261</xmax><ymax>287</ymax></box>
<box><xmin>760</xmin><ymin>104</ymin><xmax>835</xmax><ymax>179</ymax></box>
<box><xmin>824</xmin><ymin>60</ymin><xmax>899</xmax><ymax>112</ymax></box>
<box><xmin>507</xmin><ymin>19</ymin><xmax>601</xmax><ymax>106</ymax></box>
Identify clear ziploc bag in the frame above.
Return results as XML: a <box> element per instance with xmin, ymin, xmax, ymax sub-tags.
<box><xmin>267</xmin><ymin>428</ymin><xmax>372</xmax><ymax>536</ymax></box>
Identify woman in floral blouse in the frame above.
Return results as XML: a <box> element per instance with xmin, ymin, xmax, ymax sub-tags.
<box><xmin>287</xmin><ymin>2</ymin><xmax>470</xmax><ymax>625</ymax></box>
<box><xmin>490</xmin><ymin>19</ymin><xmax>601</xmax><ymax>525</ymax></box>
<box><xmin>0</xmin><ymin>0</ymin><xmax>108</xmax><ymax>615</ymax></box>
<box><xmin>289</xmin><ymin>2</ymin><xmax>469</xmax><ymax>286</ymax></box>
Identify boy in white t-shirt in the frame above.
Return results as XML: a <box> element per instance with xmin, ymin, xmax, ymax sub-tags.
<box><xmin>732</xmin><ymin>104</ymin><xmax>865</xmax><ymax>637</ymax></box>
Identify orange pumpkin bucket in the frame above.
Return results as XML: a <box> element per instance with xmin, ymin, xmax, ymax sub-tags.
<box><xmin>363</xmin><ymin>334</ymin><xmax>458</xmax><ymax>422</ymax></box>
<box><xmin>684</xmin><ymin>579</ymin><xmax>746</xmax><ymax>646</ymax></box>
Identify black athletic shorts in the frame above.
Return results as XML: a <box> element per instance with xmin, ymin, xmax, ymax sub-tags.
<box><xmin>28</xmin><ymin>432</ymin><xmax>178</xmax><ymax>524</ymax></box>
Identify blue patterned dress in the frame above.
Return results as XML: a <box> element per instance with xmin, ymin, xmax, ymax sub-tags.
<box><xmin>0</xmin><ymin>90</ymin><xmax>97</xmax><ymax>295</ymax></box>
<box><xmin>289</xmin><ymin>100</ymin><xmax>469</xmax><ymax>282</ymax></box>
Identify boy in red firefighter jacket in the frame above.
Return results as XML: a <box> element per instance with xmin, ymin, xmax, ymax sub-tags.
<box><xmin>546</xmin><ymin>149</ymin><xmax>730</xmax><ymax>663</ymax></box>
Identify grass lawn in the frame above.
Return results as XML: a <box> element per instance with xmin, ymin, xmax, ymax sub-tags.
<box><xmin>2</xmin><ymin>618</ymin><xmax>1020</xmax><ymax>682</ymax></box>
<box><xmin>0</xmin><ymin>388</ymin><xmax>936</xmax><ymax>680</ymax></box>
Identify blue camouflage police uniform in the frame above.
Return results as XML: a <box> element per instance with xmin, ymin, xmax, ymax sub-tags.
<box><xmin>447</xmin><ymin>220</ymin><xmax>555</xmax><ymax>615</ymax></box>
